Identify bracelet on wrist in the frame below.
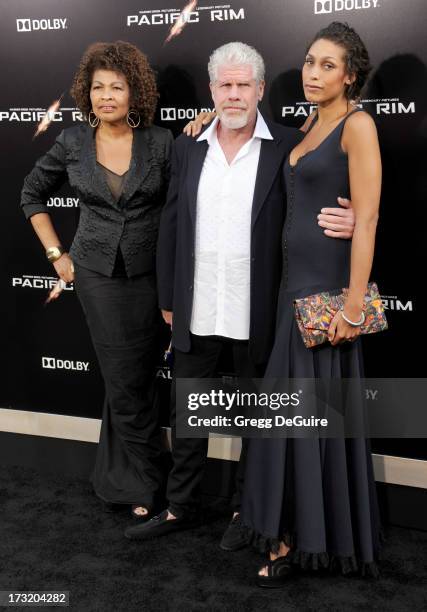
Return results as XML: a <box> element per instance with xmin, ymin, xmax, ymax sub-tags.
<box><xmin>46</xmin><ymin>246</ymin><xmax>65</xmax><ymax>263</ymax></box>
<box><xmin>340</xmin><ymin>308</ymin><xmax>365</xmax><ymax>327</ymax></box>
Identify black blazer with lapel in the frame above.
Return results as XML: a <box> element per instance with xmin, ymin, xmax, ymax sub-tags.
<box><xmin>156</xmin><ymin>117</ymin><xmax>303</xmax><ymax>365</ymax></box>
<box><xmin>21</xmin><ymin>123</ymin><xmax>173</xmax><ymax>277</ymax></box>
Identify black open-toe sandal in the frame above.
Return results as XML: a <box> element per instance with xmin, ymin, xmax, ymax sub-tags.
<box><xmin>131</xmin><ymin>505</ymin><xmax>153</xmax><ymax>521</ymax></box>
<box><xmin>257</xmin><ymin>555</ymin><xmax>294</xmax><ymax>588</ymax></box>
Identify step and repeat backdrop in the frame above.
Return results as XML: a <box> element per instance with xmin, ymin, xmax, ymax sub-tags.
<box><xmin>0</xmin><ymin>0</ymin><xmax>425</xmax><ymax>460</ymax></box>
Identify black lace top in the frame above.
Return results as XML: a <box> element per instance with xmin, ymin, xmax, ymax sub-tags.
<box><xmin>97</xmin><ymin>162</ymin><xmax>129</xmax><ymax>277</ymax></box>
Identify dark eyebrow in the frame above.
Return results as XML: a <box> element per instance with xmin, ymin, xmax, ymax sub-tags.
<box><xmin>92</xmin><ymin>80</ymin><xmax>125</xmax><ymax>85</ymax></box>
<box><xmin>306</xmin><ymin>54</ymin><xmax>338</xmax><ymax>61</ymax></box>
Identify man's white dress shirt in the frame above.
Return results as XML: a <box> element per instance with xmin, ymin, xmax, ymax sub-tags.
<box><xmin>189</xmin><ymin>110</ymin><xmax>273</xmax><ymax>340</ymax></box>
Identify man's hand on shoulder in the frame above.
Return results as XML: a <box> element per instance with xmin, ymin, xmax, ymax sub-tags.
<box><xmin>318</xmin><ymin>196</ymin><xmax>355</xmax><ymax>239</ymax></box>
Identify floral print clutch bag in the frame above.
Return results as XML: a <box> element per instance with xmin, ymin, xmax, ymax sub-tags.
<box><xmin>294</xmin><ymin>282</ymin><xmax>388</xmax><ymax>348</ymax></box>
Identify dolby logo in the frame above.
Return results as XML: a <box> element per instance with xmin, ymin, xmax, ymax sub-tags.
<box><xmin>161</xmin><ymin>108</ymin><xmax>177</xmax><ymax>121</ymax></box>
<box><xmin>160</xmin><ymin>107</ymin><xmax>214</xmax><ymax>122</ymax></box>
<box><xmin>314</xmin><ymin>0</ymin><xmax>379</xmax><ymax>14</ymax></box>
<box><xmin>42</xmin><ymin>357</ymin><xmax>90</xmax><ymax>372</ymax></box>
<box><xmin>16</xmin><ymin>18</ymin><xmax>67</xmax><ymax>32</ymax></box>
<box><xmin>47</xmin><ymin>197</ymin><xmax>79</xmax><ymax>208</ymax></box>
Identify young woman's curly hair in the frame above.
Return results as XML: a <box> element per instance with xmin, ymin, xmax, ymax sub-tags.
<box><xmin>306</xmin><ymin>22</ymin><xmax>372</xmax><ymax>101</ymax></box>
<box><xmin>70</xmin><ymin>40</ymin><xmax>158</xmax><ymax>127</ymax></box>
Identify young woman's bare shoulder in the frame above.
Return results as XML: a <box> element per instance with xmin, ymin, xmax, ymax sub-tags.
<box><xmin>345</xmin><ymin>109</ymin><xmax>377</xmax><ymax>134</ymax></box>
<box><xmin>342</xmin><ymin>110</ymin><xmax>378</xmax><ymax>150</ymax></box>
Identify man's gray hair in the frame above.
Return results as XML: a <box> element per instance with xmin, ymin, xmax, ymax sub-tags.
<box><xmin>208</xmin><ymin>42</ymin><xmax>265</xmax><ymax>83</ymax></box>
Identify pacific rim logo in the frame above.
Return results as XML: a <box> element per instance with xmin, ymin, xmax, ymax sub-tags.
<box><xmin>156</xmin><ymin>366</ymin><xmax>172</xmax><ymax>379</ymax></box>
<box><xmin>381</xmin><ymin>296</ymin><xmax>414</xmax><ymax>312</ymax></box>
<box><xmin>161</xmin><ymin>107</ymin><xmax>215</xmax><ymax>121</ymax></box>
<box><xmin>12</xmin><ymin>275</ymin><xmax>74</xmax><ymax>291</ymax></box>
<box><xmin>314</xmin><ymin>0</ymin><xmax>380</xmax><ymax>14</ymax></box>
<box><xmin>42</xmin><ymin>357</ymin><xmax>90</xmax><ymax>372</ymax></box>
<box><xmin>16</xmin><ymin>18</ymin><xmax>67</xmax><ymax>32</ymax></box>
<box><xmin>282</xmin><ymin>99</ymin><xmax>415</xmax><ymax>118</ymax></box>
<box><xmin>127</xmin><ymin>6</ymin><xmax>245</xmax><ymax>27</ymax></box>
<box><xmin>0</xmin><ymin>108</ymin><xmax>83</xmax><ymax>123</ymax></box>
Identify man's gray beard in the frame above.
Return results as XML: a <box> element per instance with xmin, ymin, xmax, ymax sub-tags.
<box><xmin>218</xmin><ymin>110</ymin><xmax>249</xmax><ymax>129</ymax></box>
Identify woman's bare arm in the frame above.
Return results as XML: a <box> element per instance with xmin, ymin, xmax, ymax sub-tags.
<box><xmin>343</xmin><ymin>111</ymin><xmax>381</xmax><ymax>320</ymax></box>
<box><xmin>328</xmin><ymin>111</ymin><xmax>381</xmax><ymax>345</ymax></box>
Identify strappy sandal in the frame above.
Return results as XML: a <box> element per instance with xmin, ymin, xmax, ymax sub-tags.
<box><xmin>257</xmin><ymin>555</ymin><xmax>294</xmax><ymax>588</ymax></box>
<box><xmin>131</xmin><ymin>504</ymin><xmax>153</xmax><ymax>521</ymax></box>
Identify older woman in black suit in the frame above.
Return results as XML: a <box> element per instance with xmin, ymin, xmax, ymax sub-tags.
<box><xmin>20</xmin><ymin>41</ymin><xmax>173</xmax><ymax>520</ymax></box>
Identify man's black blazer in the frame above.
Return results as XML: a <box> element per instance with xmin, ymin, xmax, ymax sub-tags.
<box><xmin>21</xmin><ymin>123</ymin><xmax>173</xmax><ymax>277</ymax></box>
<box><xmin>156</xmin><ymin>117</ymin><xmax>303</xmax><ymax>365</ymax></box>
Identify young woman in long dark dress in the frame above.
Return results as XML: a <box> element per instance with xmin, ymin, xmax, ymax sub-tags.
<box><xmin>239</xmin><ymin>22</ymin><xmax>383</xmax><ymax>585</ymax></box>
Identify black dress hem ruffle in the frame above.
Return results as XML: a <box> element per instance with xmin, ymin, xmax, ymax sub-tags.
<box><xmin>242</xmin><ymin>521</ymin><xmax>384</xmax><ymax>578</ymax></box>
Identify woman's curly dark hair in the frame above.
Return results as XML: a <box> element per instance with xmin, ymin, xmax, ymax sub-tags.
<box><xmin>306</xmin><ymin>22</ymin><xmax>372</xmax><ymax>101</ymax></box>
<box><xmin>70</xmin><ymin>40</ymin><xmax>158</xmax><ymax>127</ymax></box>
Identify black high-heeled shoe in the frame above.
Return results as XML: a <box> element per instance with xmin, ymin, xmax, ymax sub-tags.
<box><xmin>256</xmin><ymin>555</ymin><xmax>294</xmax><ymax>588</ymax></box>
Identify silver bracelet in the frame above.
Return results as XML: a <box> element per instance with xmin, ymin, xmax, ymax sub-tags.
<box><xmin>341</xmin><ymin>309</ymin><xmax>365</xmax><ymax>327</ymax></box>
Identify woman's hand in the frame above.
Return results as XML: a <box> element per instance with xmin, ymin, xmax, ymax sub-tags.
<box><xmin>328</xmin><ymin>310</ymin><xmax>362</xmax><ymax>346</ymax></box>
<box><xmin>53</xmin><ymin>253</ymin><xmax>74</xmax><ymax>284</ymax></box>
<box><xmin>162</xmin><ymin>309</ymin><xmax>173</xmax><ymax>327</ymax></box>
<box><xmin>183</xmin><ymin>111</ymin><xmax>216</xmax><ymax>137</ymax></box>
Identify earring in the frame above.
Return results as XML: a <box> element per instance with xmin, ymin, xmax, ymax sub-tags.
<box><xmin>88</xmin><ymin>110</ymin><xmax>99</xmax><ymax>128</ymax></box>
<box><xmin>127</xmin><ymin>110</ymin><xmax>141</xmax><ymax>128</ymax></box>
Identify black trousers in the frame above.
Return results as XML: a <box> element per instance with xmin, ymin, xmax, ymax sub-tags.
<box><xmin>167</xmin><ymin>333</ymin><xmax>266</xmax><ymax>518</ymax></box>
<box><xmin>74</xmin><ymin>263</ymin><xmax>164</xmax><ymax>509</ymax></box>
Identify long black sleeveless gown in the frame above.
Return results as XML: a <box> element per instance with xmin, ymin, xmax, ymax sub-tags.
<box><xmin>240</xmin><ymin>109</ymin><xmax>382</xmax><ymax>576</ymax></box>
